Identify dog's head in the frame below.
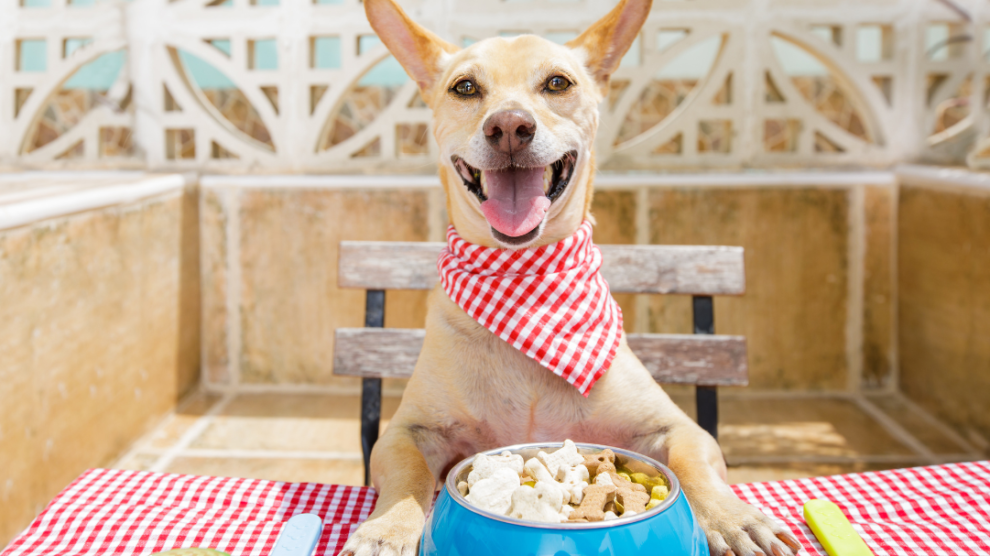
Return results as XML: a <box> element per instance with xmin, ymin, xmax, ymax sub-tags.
<box><xmin>366</xmin><ymin>0</ymin><xmax>651</xmax><ymax>248</ymax></box>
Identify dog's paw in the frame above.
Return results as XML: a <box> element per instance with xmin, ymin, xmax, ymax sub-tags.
<box><xmin>337</xmin><ymin>512</ymin><xmax>423</xmax><ymax>556</ymax></box>
<box><xmin>696</xmin><ymin>494</ymin><xmax>802</xmax><ymax>556</ymax></box>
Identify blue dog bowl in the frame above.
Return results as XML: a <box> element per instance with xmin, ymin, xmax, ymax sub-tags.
<box><xmin>420</xmin><ymin>442</ymin><xmax>709</xmax><ymax>556</ymax></box>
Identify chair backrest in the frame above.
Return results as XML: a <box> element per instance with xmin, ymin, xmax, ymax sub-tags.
<box><xmin>335</xmin><ymin>241</ymin><xmax>747</xmax><ymax>485</ymax></box>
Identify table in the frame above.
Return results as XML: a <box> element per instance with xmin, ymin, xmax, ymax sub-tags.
<box><xmin>3</xmin><ymin>461</ymin><xmax>989</xmax><ymax>556</ymax></box>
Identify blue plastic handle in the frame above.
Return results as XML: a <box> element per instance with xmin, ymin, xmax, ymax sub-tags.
<box><xmin>270</xmin><ymin>514</ymin><xmax>324</xmax><ymax>556</ymax></box>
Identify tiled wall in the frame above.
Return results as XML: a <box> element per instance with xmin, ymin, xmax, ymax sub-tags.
<box><xmin>897</xmin><ymin>168</ymin><xmax>990</xmax><ymax>452</ymax></box>
<box><xmin>200</xmin><ymin>173</ymin><xmax>900</xmax><ymax>395</ymax></box>
<box><xmin>0</xmin><ymin>175</ymin><xmax>200</xmax><ymax>546</ymax></box>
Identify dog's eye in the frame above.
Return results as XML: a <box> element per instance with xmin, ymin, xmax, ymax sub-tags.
<box><xmin>546</xmin><ymin>76</ymin><xmax>571</xmax><ymax>92</ymax></box>
<box><xmin>453</xmin><ymin>80</ymin><xmax>478</xmax><ymax>97</ymax></box>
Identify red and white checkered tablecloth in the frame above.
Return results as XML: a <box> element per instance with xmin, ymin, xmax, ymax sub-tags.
<box><xmin>3</xmin><ymin>461</ymin><xmax>989</xmax><ymax>556</ymax></box>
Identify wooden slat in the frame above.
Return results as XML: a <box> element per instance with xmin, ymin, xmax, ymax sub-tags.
<box><xmin>334</xmin><ymin>328</ymin><xmax>747</xmax><ymax>386</ymax></box>
<box><xmin>334</xmin><ymin>328</ymin><xmax>427</xmax><ymax>379</ymax></box>
<box><xmin>625</xmin><ymin>333</ymin><xmax>747</xmax><ymax>386</ymax></box>
<box><xmin>338</xmin><ymin>242</ymin><xmax>443</xmax><ymax>291</ymax></box>
<box><xmin>600</xmin><ymin>245</ymin><xmax>745</xmax><ymax>295</ymax></box>
<box><xmin>338</xmin><ymin>242</ymin><xmax>745</xmax><ymax>295</ymax></box>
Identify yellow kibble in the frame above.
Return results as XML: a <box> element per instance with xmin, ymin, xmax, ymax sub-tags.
<box><xmin>646</xmin><ymin>498</ymin><xmax>663</xmax><ymax>511</ymax></box>
<box><xmin>617</xmin><ymin>472</ymin><xmax>632</xmax><ymax>482</ymax></box>
<box><xmin>522</xmin><ymin>481</ymin><xmax>536</xmax><ymax>488</ymax></box>
<box><xmin>651</xmin><ymin>485</ymin><xmax>669</xmax><ymax>501</ymax></box>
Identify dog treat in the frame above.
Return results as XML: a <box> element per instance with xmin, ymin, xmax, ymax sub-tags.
<box><xmin>616</xmin><ymin>487</ymin><xmax>650</xmax><ymax>514</ymax></box>
<box><xmin>468</xmin><ymin>451</ymin><xmax>525</xmax><ymax>487</ymax></box>
<box><xmin>555</xmin><ymin>463</ymin><xmax>590</xmax><ymax>504</ymax></box>
<box><xmin>465</xmin><ymin>467</ymin><xmax>519</xmax><ymax>515</ymax></box>
<box><xmin>582</xmin><ymin>449</ymin><xmax>615</xmax><ymax>477</ymax></box>
<box><xmin>458</xmin><ymin>440</ymin><xmax>669</xmax><ymax>524</ymax></box>
<box><xmin>537</xmin><ymin>439</ymin><xmax>584</xmax><ymax>477</ymax></box>
<box><xmin>651</xmin><ymin>484</ymin><xmax>669</xmax><ymax>501</ymax></box>
<box><xmin>507</xmin><ymin>481</ymin><xmax>565</xmax><ymax>523</ymax></box>
<box><xmin>569</xmin><ymin>482</ymin><xmax>616</xmax><ymax>522</ymax></box>
<box><xmin>630</xmin><ymin>472</ymin><xmax>668</xmax><ymax>491</ymax></box>
<box><xmin>524</xmin><ymin>457</ymin><xmax>574</xmax><ymax>503</ymax></box>
<box><xmin>596</xmin><ymin>458</ymin><xmax>647</xmax><ymax>494</ymax></box>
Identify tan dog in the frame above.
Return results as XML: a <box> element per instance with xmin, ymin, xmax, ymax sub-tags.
<box><xmin>341</xmin><ymin>1</ymin><xmax>802</xmax><ymax>555</ymax></box>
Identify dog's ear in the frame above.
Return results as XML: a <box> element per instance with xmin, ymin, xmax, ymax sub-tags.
<box><xmin>567</xmin><ymin>0</ymin><xmax>652</xmax><ymax>92</ymax></box>
<box><xmin>364</xmin><ymin>0</ymin><xmax>458</xmax><ymax>93</ymax></box>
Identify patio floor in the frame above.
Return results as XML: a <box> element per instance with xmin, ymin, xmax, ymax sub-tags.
<box><xmin>112</xmin><ymin>388</ymin><xmax>983</xmax><ymax>486</ymax></box>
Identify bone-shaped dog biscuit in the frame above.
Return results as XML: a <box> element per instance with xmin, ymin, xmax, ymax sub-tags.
<box><xmin>536</xmin><ymin>439</ymin><xmax>584</xmax><ymax>477</ymax></box>
<box><xmin>523</xmin><ymin>457</ymin><xmax>573</xmax><ymax>503</ymax></box>
<box><xmin>616</xmin><ymin>487</ymin><xmax>650</xmax><ymax>514</ymax></box>
<box><xmin>465</xmin><ymin>467</ymin><xmax>519</xmax><ymax>515</ymax></box>
<box><xmin>468</xmin><ymin>451</ymin><xmax>525</xmax><ymax>487</ymax></box>
<box><xmin>507</xmin><ymin>481</ymin><xmax>565</xmax><ymax>523</ymax></box>
<box><xmin>569</xmin><ymin>482</ymin><xmax>616</xmax><ymax>522</ymax></box>
<box><xmin>582</xmin><ymin>449</ymin><xmax>616</xmax><ymax>477</ymax></box>
<box><xmin>596</xmin><ymin>458</ymin><xmax>647</xmax><ymax>494</ymax></box>
<box><xmin>555</xmin><ymin>463</ymin><xmax>589</xmax><ymax>504</ymax></box>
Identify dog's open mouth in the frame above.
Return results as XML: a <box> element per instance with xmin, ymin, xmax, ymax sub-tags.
<box><xmin>451</xmin><ymin>151</ymin><xmax>577</xmax><ymax>243</ymax></box>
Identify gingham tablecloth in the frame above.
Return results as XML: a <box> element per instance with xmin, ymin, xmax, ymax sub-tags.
<box><xmin>3</xmin><ymin>461</ymin><xmax>989</xmax><ymax>556</ymax></box>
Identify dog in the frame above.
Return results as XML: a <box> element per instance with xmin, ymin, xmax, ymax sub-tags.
<box><xmin>340</xmin><ymin>1</ymin><xmax>803</xmax><ymax>555</ymax></box>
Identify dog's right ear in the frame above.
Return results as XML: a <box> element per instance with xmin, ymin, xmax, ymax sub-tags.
<box><xmin>567</xmin><ymin>0</ymin><xmax>652</xmax><ymax>94</ymax></box>
<box><xmin>364</xmin><ymin>0</ymin><xmax>458</xmax><ymax>94</ymax></box>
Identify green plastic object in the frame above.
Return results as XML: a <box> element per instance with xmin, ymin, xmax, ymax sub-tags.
<box><xmin>803</xmin><ymin>499</ymin><xmax>875</xmax><ymax>556</ymax></box>
<box><xmin>149</xmin><ymin>549</ymin><xmax>231</xmax><ymax>556</ymax></box>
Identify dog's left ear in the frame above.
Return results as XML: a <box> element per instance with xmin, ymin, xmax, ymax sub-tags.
<box><xmin>567</xmin><ymin>0</ymin><xmax>652</xmax><ymax>93</ymax></box>
<box><xmin>364</xmin><ymin>0</ymin><xmax>458</xmax><ymax>94</ymax></box>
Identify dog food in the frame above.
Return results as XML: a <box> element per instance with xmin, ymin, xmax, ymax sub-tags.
<box><xmin>458</xmin><ymin>440</ymin><xmax>670</xmax><ymax>524</ymax></box>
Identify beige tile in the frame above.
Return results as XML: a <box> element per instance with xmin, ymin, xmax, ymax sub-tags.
<box><xmin>591</xmin><ymin>189</ymin><xmax>639</xmax><ymax>330</ymax></box>
<box><xmin>191</xmin><ymin>393</ymin><xmax>399</xmax><ymax>454</ymax></box>
<box><xmin>177</xmin><ymin>186</ymin><xmax>202</xmax><ymax>396</ymax></box>
<box><xmin>865</xmin><ymin>393</ymin><xmax>974</xmax><ymax>456</ymax></box>
<box><xmin>237</xmin><ymin>189</ymin><xmax>431</xmax><ymax>386</ymax></box>
<box><xmin>647</xmin><ymin>187</ymin><xmax>850</xmax><ymax>390</ymax></box>
<box><xmin>719</xmin><ymin>396</ymin><xmax>913</xmax><ymax>459</ymax></box>
<box><xmin>898</xmin><ymin>186</ymin><xmax>990</xmax><ymax>453</ymax></box>
<box><xmin>0</xmin><ymin>192</ymin><xmax>196</xmax><ymax>547</ymax></box>
<box><xmin>727</xmin><ymin>462</ymin><xmax>900</xmax><ymax>484</ymax></box>
<box><xmin>862</xmin><ymin>185</ymin><xmax>895</xmax><ymax>388</ymax></box>
<box><xmin>143</xmin><ymin>390</ymin><xmax>222</xmax><ymax>450</ymax></box>
<box><xmin>200</xmin><ymin>188</ymin><xmax>231</xmax><ymax>386</ymax></box>
<box><xmin>164</xmin><ymin>457</ymin><xmax>365</xmax><ymax>486</ymax></box>
<box><xmin>113</xmin><ymin>452</ymin><xmax>161</xmax><ymax>472</ymax></box>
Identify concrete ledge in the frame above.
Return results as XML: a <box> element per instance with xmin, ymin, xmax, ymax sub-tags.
<box><xmin>0</xmin><ymin>173</ymin><xmax>188</xmax><ymax>231</ymax></box>
<box><xmin>896</xmin><ymin>165</ymin><xmax>990</xmax><ymax>193</ymax></box>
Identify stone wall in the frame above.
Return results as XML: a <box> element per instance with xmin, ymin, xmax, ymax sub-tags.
<box><xmin>897</xmin><ymin>167</ymin><xmax>990</xmax><ymax>451</ymax></box>
<box><xmin>0</xmin><ymin>174</ymin><xmax>200</xmax><ymax>546</ymax></box>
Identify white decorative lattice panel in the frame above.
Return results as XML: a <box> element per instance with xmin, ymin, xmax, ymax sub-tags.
<box><xmin>2</xmin><ymin>0</ymin><xmax>988</xmax><ymax>171</ymax></box>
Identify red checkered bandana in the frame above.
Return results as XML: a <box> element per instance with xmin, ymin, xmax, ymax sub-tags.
<box><xmin>438</xmin><ymin>221</ymin><xmax>623</xmax><ymax>396</ymax></box>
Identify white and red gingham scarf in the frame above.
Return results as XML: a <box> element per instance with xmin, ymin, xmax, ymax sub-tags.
<box><xmin>437</xmin><ymin>221</ymin><xmax>623</xmax><ymax>396</ymax></box>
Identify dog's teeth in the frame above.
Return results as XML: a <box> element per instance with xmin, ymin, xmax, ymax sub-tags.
<box><xmin>543</xmin><ymin>166</ymin><xmax>553</xmax><ymax>194</ymax></box>
<box><xmin>480</xmin><ymin>170</ymin><xmax>488</xmax><ymax>197</ymax></box>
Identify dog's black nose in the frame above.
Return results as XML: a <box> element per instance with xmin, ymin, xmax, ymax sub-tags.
<box><xmin>483</xmin><ymin>110</ymin><xmax>536</xmax><ymax>154</ymax></box>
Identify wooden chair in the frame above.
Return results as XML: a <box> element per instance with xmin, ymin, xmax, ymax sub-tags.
<box><xmin>335</xmin><ymin>242</ymin><xmax>747</xmax><ymax>486</ymax></box>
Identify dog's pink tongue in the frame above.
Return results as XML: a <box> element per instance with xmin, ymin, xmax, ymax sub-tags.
<box><xmin>480</xmin><ymin>167</ymin><xmax>550</xmax><ymax>237</ymax></box>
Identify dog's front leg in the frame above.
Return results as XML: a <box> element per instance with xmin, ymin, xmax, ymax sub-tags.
<box><xmin>658</xmin><ymin>421</ymin><xmax>803</xmax><ymax>556</ymax></box>
<box><xmin>339</xmin><ymin>425</ymin><xmax>435</xmax><ymax>556</ymax></box>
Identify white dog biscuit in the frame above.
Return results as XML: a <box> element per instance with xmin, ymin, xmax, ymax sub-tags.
<box><xmin>524</xmin><ymin>457</ymin><xmax>573</xmax><ymax>503</ymax></box>
<box><xmin>556</xmin><ymin>463</ymin><xmax>590</xmax><ymax>504</ymax></box>
<box><xmin>468</xmin><ymin>451</ymin><xmax>525</xmax><ymax>487</ymax></box>
<box><xmin>465</xmin><ymin>467</ymin><xmax>519</xmax><ymax>515</ymax></box>
<box><xmin>536</xmin><ymin>439</ymin><xmax>584</xmax><ymax>477</ymax></box>
<box><xmin>507</xmin><ymin>481</ymin><xmax>565</xmax><ymax>523</ymax></box>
